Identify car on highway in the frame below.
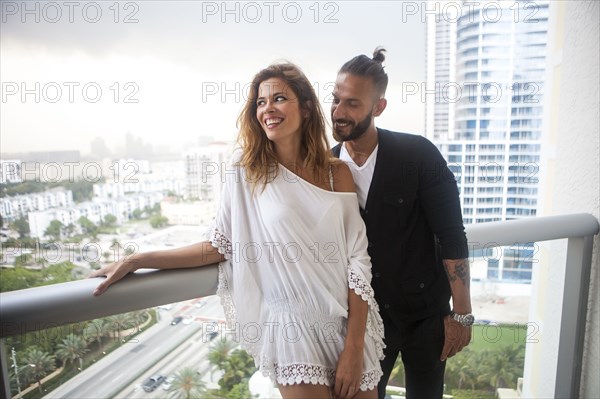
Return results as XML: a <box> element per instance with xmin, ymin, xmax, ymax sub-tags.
<box><xmin>142</xmin><ymin>375</ymin><xmax>166</xmax><ymax>392</ymax></box>
<box><xmin>171</xmin><ymin>316</ymin><xmax>183</xmax><ymax>325</ymax></box>
<box><xmin>162</xmin><ymin>375</ymin><xmax>176</xmax><ymax>391</ymax></box>
<box><xmin>207</xmin><ymin>331</ymin><xmax>218</xmax><ymax>341</ymax></box>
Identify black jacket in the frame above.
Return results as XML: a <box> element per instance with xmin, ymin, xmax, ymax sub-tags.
<box><xmin>333</xmin><ymin>128</ymin><xmax>469</xmax><ymax>323</ymax></box>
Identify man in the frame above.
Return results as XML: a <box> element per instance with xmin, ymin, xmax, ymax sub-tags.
<box><xmin>331</xmin><ymin>47</ymin><xmax>473</xmax><ymax>399</ymax></box>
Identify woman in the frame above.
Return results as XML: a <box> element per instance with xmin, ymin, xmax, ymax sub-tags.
<box><xmin>91</xmin><ymin>63</ymin><xmax>384</xmax><ymax>399</ymax></box>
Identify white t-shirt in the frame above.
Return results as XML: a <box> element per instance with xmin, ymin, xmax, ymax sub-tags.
<box><xmin>340</xmin><ymin>143</ymin><xmax>379</xmax><ymax>209</ymax></box>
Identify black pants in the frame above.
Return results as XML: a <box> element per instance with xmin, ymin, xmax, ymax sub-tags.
<box><xmin>377</xmin><ymin>313</ymin><xmax>446</xmax><ymax>399</ymax></box>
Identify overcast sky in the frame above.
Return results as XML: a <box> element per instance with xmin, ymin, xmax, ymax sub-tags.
<box><xmin>1</xmin><ymin>1</ymin><xmax>427</xmax><ymax>155</ymax></box>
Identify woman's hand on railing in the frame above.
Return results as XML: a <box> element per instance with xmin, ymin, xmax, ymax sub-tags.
<box><xmin>89</xmin><ymin>255</ymin><xmax>141</xmax><ymax>296</ymax></box>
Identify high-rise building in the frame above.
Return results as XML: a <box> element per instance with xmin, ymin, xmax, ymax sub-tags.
<box><xmin>426</xmin><ymin>0</ymin><xmax>549</xmax><ymax>282</ymax></box>
<box><xmin>425</xmin><ymin>9</ymin><xmax>456</xmax><ymax>142</ymax></box>
<box><xmin>184</xmin><ymin>142</ymin><xmax>233</xmax><ymax>202</ymax></box>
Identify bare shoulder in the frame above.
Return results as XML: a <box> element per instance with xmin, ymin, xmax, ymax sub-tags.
<box><xmin>331</xmin><ymin>160</ymin><xmax>356</xmax><ymax>193</ymax></box>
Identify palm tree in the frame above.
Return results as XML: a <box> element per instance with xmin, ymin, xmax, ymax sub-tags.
<box><xmin>446</xmin><ymin>347</ymin><xmax>476</xmax><ymax>390</ymax></box>
<box><xmin>21</xmin><ymin>348</ymin><xmax>56</xmax><ymax>393</ymax></box>
<box><xmin>85</xmin><ymin>318</ymin><xmax>111</xmax><ymax>353</ymax></box>
<box><xmin>168</xmin><ymin>367</ymin><xmax>206</xmax><ymax>399</ymax></box>
<box><xmin>107</xmin><ymin>313</ymin><xmax>130</xmax><ymax>343</ymax></box>
<box><xmin>219</xmin><ymin>349</ymin><xmax>256</xmax><ymax>393</ymax></box>
<box><xmin>130</xmin><ymin>310</ymin><xmax>148</xmax><ymax>331</ymax></box>
<box><xmin>208</xmin><ymin>339</ymin><xmax>235</xmax><ymax>378</ymax></box>
<box><xmin>496</xmin><ymin>345</ymin><xmax>525</xmax><ymax>387</ymax></box>
<box><xmin>476</xmin><ymin>346</ymin><xmax>523</xmax><ymax>390</ymax></box>
<box><xmin>55</xmin><ymin>334</ymin><xmax>89</xmax><ymax>370</ymax></box>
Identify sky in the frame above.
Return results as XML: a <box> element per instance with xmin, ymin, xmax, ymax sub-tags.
<box><xmin>0</xmin><ymin>1</ymin><xmax>428</xmax><ymax>156</ymax></box>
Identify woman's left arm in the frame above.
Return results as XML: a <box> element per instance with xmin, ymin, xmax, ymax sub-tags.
<box><xmin>331</xmin><ymin>161</ymin><xmax>368</xmax><ymax>398</ymax></box>
<box><xmin>335</xmin><ymin>290</ymin><xmax>368</xmax><ymax>398</ymax></box>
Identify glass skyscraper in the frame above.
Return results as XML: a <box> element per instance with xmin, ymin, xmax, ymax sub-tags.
<box><xmin>426</xmin><ymin>1</ymin><xmax>549</xmax><ymax>281</ymax></box>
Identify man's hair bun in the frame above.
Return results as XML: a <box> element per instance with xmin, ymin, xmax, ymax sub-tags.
<box><xmin>373</xmin><ymin>46</ymin><xmax>386</xmax><ymax>63</ymax></box>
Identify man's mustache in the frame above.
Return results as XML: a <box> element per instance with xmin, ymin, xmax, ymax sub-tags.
<box><xmin>333</xmin><ymin>119</ymin><xmax>353</xmax><ymax>125</ymax></box>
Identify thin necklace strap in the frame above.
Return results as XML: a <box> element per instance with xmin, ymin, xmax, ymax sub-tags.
<box><xmin>329</xmin><ymin>165</ymin><xmax>334</xmax><ymax>192</ymax></box>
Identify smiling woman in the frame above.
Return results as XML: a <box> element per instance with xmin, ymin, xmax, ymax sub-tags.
<box><xmin>256</xmin><ymin>78</ymin><xmax>304</xmax><ymax>144</ymax></box>
<box><xmin>237</xmin><ymin>63</ymin><xmax>331</xmax><ymax>190</ymax></box>
<box><xmin>208</xmin><ymin>63</ymin><xmax>384</xmax><ymax>399</ymax></box>
<box><xmin>90</xmin><ymin>62</ymin><xmax>384</xmax><ymax>399</ymax></box>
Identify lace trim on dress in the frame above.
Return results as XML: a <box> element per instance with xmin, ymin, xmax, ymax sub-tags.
<box><xmin>270</xmin><ymin>362</ymin><xmax>336</xmax><ymax>387</ymax></box>
<box><xmin>348</xmin><ymin>265</ymin><xmax>376</xmax><ymax>304</ymax></box>
<box><xmin>209</xmin><ymin>226</ymin><xmax>232</xmax><ymax>260</ymax></box>
<box><xmin>216</xmin><ymin>263</ymin><xmax>237</xmax><ymax>330</ymax></box>
<box><xmin>263</xmin><ymin>361</ymin><xmax>383</xmax><ymax>391</ymax></box>
<box><xmin>347</xmin><ymin>265</ymin><xmax>386</xmax><ymax>361</ymax></box>
<box><xmin>359</xmin><ymin>368</ymin><xmax>384</xmax><ymax>391</ymax></box>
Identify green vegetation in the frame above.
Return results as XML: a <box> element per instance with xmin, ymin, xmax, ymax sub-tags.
<box><xmin>2</xmin><ymin>236</ymin><xmax>38</xmax><ymax>249</ymax></box>
<box><xmin>150</xmin><ymin>215</ymin><xmax>169</xmax><ymax>228</ymax></box>
<box><xmin>51</xmin><ymin>180</ymin><xmax>96</xmax><ymax>203</ymax></box>
<box><xmin>77</xmin><ymin>216</ymin><xmax>98</xmax><ymax>239</ymax></box>
<box><xmin>20</xmin><ymin>348</ymin><xmax>57</xmax><ymax>394</ymax></box>
<box><xmin>168</xmin><ymin>367</ymin><xmax>207</xmax><ymax>398</ymax></box>
<box><xmin>0</xmin><ymin>262</ymin><xmax>80</xmax><ymax>293</ymax></box>
<box><xmin>469</xmin><ymin>323</ymin><xmax>528</xmax><ymax>352</ymax></box>
<box><xmin>201</xmin><ymin>340</ymin><xmax>257</xmax><ymax>399</ymax></box>
<box><xmin>7</xmin><ymin>310</ymin><xmax>153</xmax><ymax>399</ymax></box>
<box><xmin>55</xmin><ymin>334</ymin><xmax>89</xmax><ymax>370</ymax></box>
<box><xmin>44</xmin><ymin>220</ymin><xmax>65</xmax><ymax>242</ymax></box>
<box><xmin>1</xmin><ymin>181</ymin><xmax>48</xmax><ymax>197</ymax></box>
<box><xmin>388</xmin><ymin>323</ymin><xmax>527</xmax><ymax>397</ymax></box>
<box><xmin>218</xmin><ymin>349</ymin><xmax>257</xmax><ymax>398</ymax></box>
<box><xmin>0</xmin><ymin>180</ymin><xmax>97</xmax><ymax>202</ymax></box>
<box><xmin>10</xmin><ymin>217</ymin><xmax>30</xmax><ymax>238</ymax></box>
<box><xmin>102</xmin><ymin>214</ymin><xmax>117</xmax><ymax>228</ymax></box>
<box><xmin>208</xmin><ymin>340</ymin><xmax>236</xmax><ymax>379</ymax></box>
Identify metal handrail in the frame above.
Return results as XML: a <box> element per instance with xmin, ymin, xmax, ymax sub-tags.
<box><xmin>0</xmin><ymin>213</ymin><xmax>598</xmax><ymax>399</ymax></box>
<box><xmin>0</xmin><ymin>266</ymin><xmax>219</xmax><ymax>339</ymax></box>
<box><xmin>1</xmin><ymin>213</ymin><xmax>598</xmax><ymax>337</ymax></box>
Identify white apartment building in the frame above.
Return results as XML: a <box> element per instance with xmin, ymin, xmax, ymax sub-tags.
<box><xmin>0</xmin><ymin>188</ymin><xmax>73</xmax><ymax>222</ymax></box>
<box><xmin>0</xmin><ymin>160</ymin><xmax>22</xmax><ymax>184</ymax></box>
<box><xmin>93</xmin><ymin>179</ymin><xmax>186</xmax><ymax>199</ymax></box>
<box><xmin>28</xmin><ymin>192</ymin><xmax>164</xmax><ymax>239</ymax></box>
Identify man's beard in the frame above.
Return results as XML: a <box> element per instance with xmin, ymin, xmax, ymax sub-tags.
<box><xmin>332</xmin><ymin>113</ymin><xmax>372</xmax><ymax>142</ymax></box>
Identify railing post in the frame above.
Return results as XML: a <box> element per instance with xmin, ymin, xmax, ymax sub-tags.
<box><xmin>0</xmin><ymin>339</ymin><xmax>11</xmax><ymax>399</ymax></box>
<box><xmin>555</xmin><ymin>235</ymin><xmax>594</xmax><ymax>398</ymax></box>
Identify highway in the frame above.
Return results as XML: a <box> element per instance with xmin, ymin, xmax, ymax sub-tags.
<box><xmin>44</xmin><ymin>295</ymin><xmax>226</xmax><ymax>399</ymax></box>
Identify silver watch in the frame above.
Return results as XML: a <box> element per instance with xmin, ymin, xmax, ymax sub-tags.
<box><xmin>450</xmin><ymin>311</ymin><xmax>475</xmax><ymax>327</ymax></box>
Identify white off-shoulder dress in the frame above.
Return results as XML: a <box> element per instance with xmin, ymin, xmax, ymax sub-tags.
<box><xmin>209</xmin><ymin>153</ymin><xmax>385</xmax><ymax>391</ymax></box>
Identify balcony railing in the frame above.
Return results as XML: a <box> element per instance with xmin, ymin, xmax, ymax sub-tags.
<box><xmin>1</xmin><ymin>213</ymin><xmax>598</xmax><ymax>399</ymax></box>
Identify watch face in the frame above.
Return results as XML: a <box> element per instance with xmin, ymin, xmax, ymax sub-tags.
<box><xmin>463</xmin><ymin>314</ymin><xmax>475</xmax><ymax>326</ymax></box>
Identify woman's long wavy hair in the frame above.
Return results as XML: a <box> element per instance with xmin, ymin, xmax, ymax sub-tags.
<box><xmin>236</xmin><ymin>63</ymin><xmax>332</xmax><ymax>190</ymax></box>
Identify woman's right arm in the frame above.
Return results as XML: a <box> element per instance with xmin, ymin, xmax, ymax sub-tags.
<box><xmin>90</xmin><ymin>241</ymin><xmax>224</xmax><ymax>296</ymax></box>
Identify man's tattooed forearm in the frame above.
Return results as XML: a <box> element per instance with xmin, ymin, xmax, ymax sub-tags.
<box><xmin>455</xmin><ymin>260</ymin><xmax>470</xmax><ymax>287</ymax></box>
<box><xmin>444</xmin><ymin>259</ymin><xmax>470</xmax><ymax>287</ymax></box>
